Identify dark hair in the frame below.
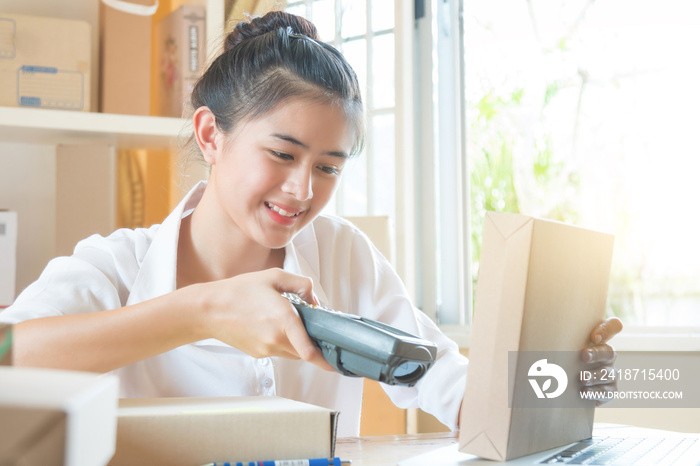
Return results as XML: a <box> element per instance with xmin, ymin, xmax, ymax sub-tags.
<box><xmin>190</xmin><ymin>11</ymin><xmax>365</xmax><ymax>157</ymax></box>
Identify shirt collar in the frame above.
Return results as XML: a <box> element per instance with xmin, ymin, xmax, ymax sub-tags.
<box><xmin>126</xmin><ymin>181</ymin><xmax>206</xmax><ymax>305</ymax></box>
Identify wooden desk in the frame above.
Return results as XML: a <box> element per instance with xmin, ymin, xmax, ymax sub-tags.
<box><xmin>335</xmin><ymin>432</ymin><xmax>458</xmax><ymax>465</ymax></box>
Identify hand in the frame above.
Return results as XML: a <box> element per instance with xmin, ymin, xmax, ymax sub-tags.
<box><xmin>579</xmin><ymin>317</ymin><xmax>623</xmax><ymax>405</ymax></box>
<box><xmin>198</xmin><ymin>268</ymin><xmax>333</xmax><ymax>371</ymax></box>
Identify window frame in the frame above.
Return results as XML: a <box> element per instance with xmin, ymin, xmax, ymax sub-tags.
<box><xmin>413</xmin><ymin>0</ymin><xmax>471</xmax><ymax>344</ymax></box>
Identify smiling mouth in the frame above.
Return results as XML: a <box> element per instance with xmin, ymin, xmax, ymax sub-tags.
<box><xmin>265</xmin><ymin>202</ymin><xmax>303</xmax><ymax>218</ymax></box>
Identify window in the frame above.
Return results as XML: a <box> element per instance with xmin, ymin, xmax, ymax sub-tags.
<box><xmin>463</xmin><ymin>1</ymin><xmax>700</xmax><ymax>336</ymax></box>
<box><xmin>414</xmin><ymin>0</ymin><xmax>470</xmax><ymax>333</ymax></box>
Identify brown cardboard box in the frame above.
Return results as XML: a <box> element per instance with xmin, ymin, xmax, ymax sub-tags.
<box><xmin>0</xmin><ymin>13</ymin><xmax>90</xmax><ymax>111</ymax></box>
<box><xmin>459</xmin><ymin>212</ymin><xmax>614</xmax><ymax>461</ymax></box>
<box><xmin>0</xmin><ymin>367</ymin><xmax>120</xmax><ymax>466</ymax></box>
<box><xmin>99</xmin><ymin>0</ymin><xmax>156</xmax><ymax>115</ymax></box>
<box><xmin>109</xmin><ymin>396</ymin><xmax>339</xmax><ymax>466</ymax></box>
<box><xmin>153</xmin><ymin>4</ymin><xmax>206</xmax><ymax>117</ymax></box>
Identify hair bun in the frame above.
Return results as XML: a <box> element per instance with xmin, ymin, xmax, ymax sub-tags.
<box><xmin>225</xmin><ymin>10</ymin><xmax>320</xmax><ymax>51</ymax></box>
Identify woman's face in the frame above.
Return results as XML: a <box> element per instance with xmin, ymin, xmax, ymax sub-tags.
<box><xmin>206</xmin><ymin>98</ymin><xmax>354</xmax><ymax>249</ymax></box>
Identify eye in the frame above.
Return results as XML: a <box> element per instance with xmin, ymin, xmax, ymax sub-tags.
<box><xmin>318</xmin><ymin>165</ymin><xmax>341</xmax><ymax>175</ymax></box>
<box><xmin>270</xmin><ymin>150</ymin><xmax>293</xmax><ymax>160</ymax></box>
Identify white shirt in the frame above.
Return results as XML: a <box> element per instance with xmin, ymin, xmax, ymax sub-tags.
<box><xmin>0</xmin><ymin>182</ymin><xmax>468</xmax><ymax>436</ymax></box>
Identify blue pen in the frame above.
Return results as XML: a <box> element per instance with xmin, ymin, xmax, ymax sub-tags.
<box><xmin>201</xmin><ymin>458</ymin><xmax>350</xmax><ymax>466</ymax></box>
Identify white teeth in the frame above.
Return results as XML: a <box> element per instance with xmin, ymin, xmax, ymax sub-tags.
<box><xmin>266</xmin><ymin>202</ymin><xmax>300</xmax><ymax>218</ymax></box>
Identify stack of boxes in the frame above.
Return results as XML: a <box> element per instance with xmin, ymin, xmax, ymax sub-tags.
<box><xmin>0</xmin><ymin>3</ymin><xmax>206</xmax><ymax>116</ymax></box>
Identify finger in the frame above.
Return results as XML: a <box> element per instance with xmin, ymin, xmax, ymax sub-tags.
<box><xmin>590</xmin><ymin>317</ymin><xmax>623</xmax><ymax>345</ymax></box>
<box><xmin>284</xmin><ymin>317</ymin><xmax>334</xmax><ymax>371</ymax></box>
<box><xmin>581</xmin><ymin>343</ymin><xmax>616</xmax><ymax>365</ymax></box>
<box><xmin>270</xmin><ymin>269</ymin><xmax>318</xmax><ymax>305</ymax></box>
<box><xmin>307</xmin><ymin>349</ymin><xmax>334</xmax><ymax>372</ymax></box>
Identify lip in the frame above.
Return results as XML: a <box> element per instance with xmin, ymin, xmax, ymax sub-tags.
<box><xmin>265</xmin><ymin>201</ymin><xmax>305</xmax><ymax>226</ymax></box>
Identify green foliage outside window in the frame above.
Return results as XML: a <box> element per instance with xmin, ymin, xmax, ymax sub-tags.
<box><xmin>468</xmin><ymin>86</ymin><xmax>580</xmax><ymax>286</ymax></box>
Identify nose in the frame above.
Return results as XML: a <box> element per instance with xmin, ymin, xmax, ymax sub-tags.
<box><xmin>281</xmin><ymin>165</ymin><xmax>313</xmax><ymax>201</ymax></box>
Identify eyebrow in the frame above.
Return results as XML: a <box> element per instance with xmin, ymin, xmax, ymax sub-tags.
<box><xmin>273</xmin><ymin>133</ymin><xmax>348</xmax><ymax>159</ymax></box>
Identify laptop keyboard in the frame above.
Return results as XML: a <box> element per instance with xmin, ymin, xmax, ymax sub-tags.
<box><xmin>540</xmin><ymin>436</ymin><xmax>698</xmax><ymax>465</ymax></box>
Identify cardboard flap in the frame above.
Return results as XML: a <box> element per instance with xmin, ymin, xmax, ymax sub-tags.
<box><xmin>459</xmin><ymin>431</ymin><xmax>506</xmax><ymax>462</ymax></box>
<box><xmin>486</xmin><ymin>211</ymin><xmax>532</xmax><ymax>240</ymax></box>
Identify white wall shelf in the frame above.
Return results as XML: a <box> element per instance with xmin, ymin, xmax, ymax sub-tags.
<box><xmin>0</xmin><ymin>106</ymin><xmax>189</xmax><ymax>150</ymax></box>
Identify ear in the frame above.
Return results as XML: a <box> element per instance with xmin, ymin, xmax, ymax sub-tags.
<box><xmin>193</xmin><ymin>106</ymin><xmax>223</xmax><ymax>165</ymax></box>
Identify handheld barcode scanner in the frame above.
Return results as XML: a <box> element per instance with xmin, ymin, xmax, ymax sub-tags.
<box><xmin>284</xmin><ymin>293</ymin><xmax>437</xmax><ymax>387</ymax></box>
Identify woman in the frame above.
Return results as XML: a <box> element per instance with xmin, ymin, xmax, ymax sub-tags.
<box><xmin>0</xmin><ymin>11</ymin><xmax>620</xmax><ymax>436</ymax></box>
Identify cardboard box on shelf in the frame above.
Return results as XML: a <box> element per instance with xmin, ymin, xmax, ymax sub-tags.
<box><xmin>0</xmin><ymin>13</ymin><xmax>90</xmax><ymax>111</ymax></box>
<box><xmin>0</xmin><ymin>367</ymin><xmax>120</xmax><ymax>466</ymax></box>
<box><xmin>460</xmin><ymin>211</ymin><xmax>614</xmax><ymax>461</ymax></box>
<box><xmin>109</xmin><ymin>396</ymin><xmax>339</xmax><ymax>466</ymax></box>
<box><xmin>0</xmin><ymin>211</ymin><xmax>17</xmax><ymax>308</ymax></box>
<box><xmin>153</xmin><ymin>4</ymin><xmax>206</xmax><ymax>118</ymax></box>
<box><xmin>99</xmin><ymin>0</ymin><xmax>156</xmax><ymax>115</ymax></box>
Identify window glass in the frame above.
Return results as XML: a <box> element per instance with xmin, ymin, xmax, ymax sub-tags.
<box><xmin>465</xmin><ymin>0</ymin><xmax>700</xmax><ymax>326</ymax></box>
<box><xmin>372</xmin><ymin>32</ymin><xmax>395</xmax><ymax>109</ymax></box>
<box><xmin>371</xmin><ymin>113</ymin><xmax>396</xmax><ymax>217</ymax></box>
<box><xmin>340</xmin><ymin>0</ymin><xmax>367</xmax><ymax>38</ymax></box>
<box><xmin>285</xmin><ymin>2</ymin><xmax>306</xmax><ymax>19</ymax></box>
<box><xmin>341</xmin><ymin>38</ymin><xmax>368</xmax><ymax>105</ymax></box>
<box><xmin>371</xmin><ymin>0</ymin><xmax>394</xmax><ymax>32</ymax></box>
<box><xmin>312</xmin><ymin>0</ymin><xmax>335</xmax><ymax>42</ymax></box>
<box><xmin>339</xmin><ymin>150</ymin><xmax>369</xmax><ymax>216</ymax></box>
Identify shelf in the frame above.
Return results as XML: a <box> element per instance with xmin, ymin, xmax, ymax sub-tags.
<box><xmin>0</xmin><ymin>106</ymin><xmax>191</xmax><ymax>150</ymax></box>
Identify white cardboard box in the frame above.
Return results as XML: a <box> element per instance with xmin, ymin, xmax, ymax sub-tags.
<box><xmin>0</xmin><ymin>210</ymin><xmax>17</xmax><ymax>307</ymax></box>
<box><xmin>0</xmin><ymin>13</ymin><xmax>91</xmax><ymax>111</ymax></box>
<box><xmin>0</xmin><ymin>367</ymin><xmax>120</xmax><ymax>466</ymax></box>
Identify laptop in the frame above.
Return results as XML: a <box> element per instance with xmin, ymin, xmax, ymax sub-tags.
<box><xmin>399</xmin><ymin>424</ymin><xmax>700</xmax><ymax>465</ymax></box>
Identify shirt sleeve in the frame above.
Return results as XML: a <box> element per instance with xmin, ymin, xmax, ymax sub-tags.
<box><xmin>0</xmin><ymin>231</ymin><xmax>141</xmax><ymax>324</ymax></box>
<box><xmin>342</xmin><ymin>222</ymin><xmax>469</xmax><ymax>431</ymax></box>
